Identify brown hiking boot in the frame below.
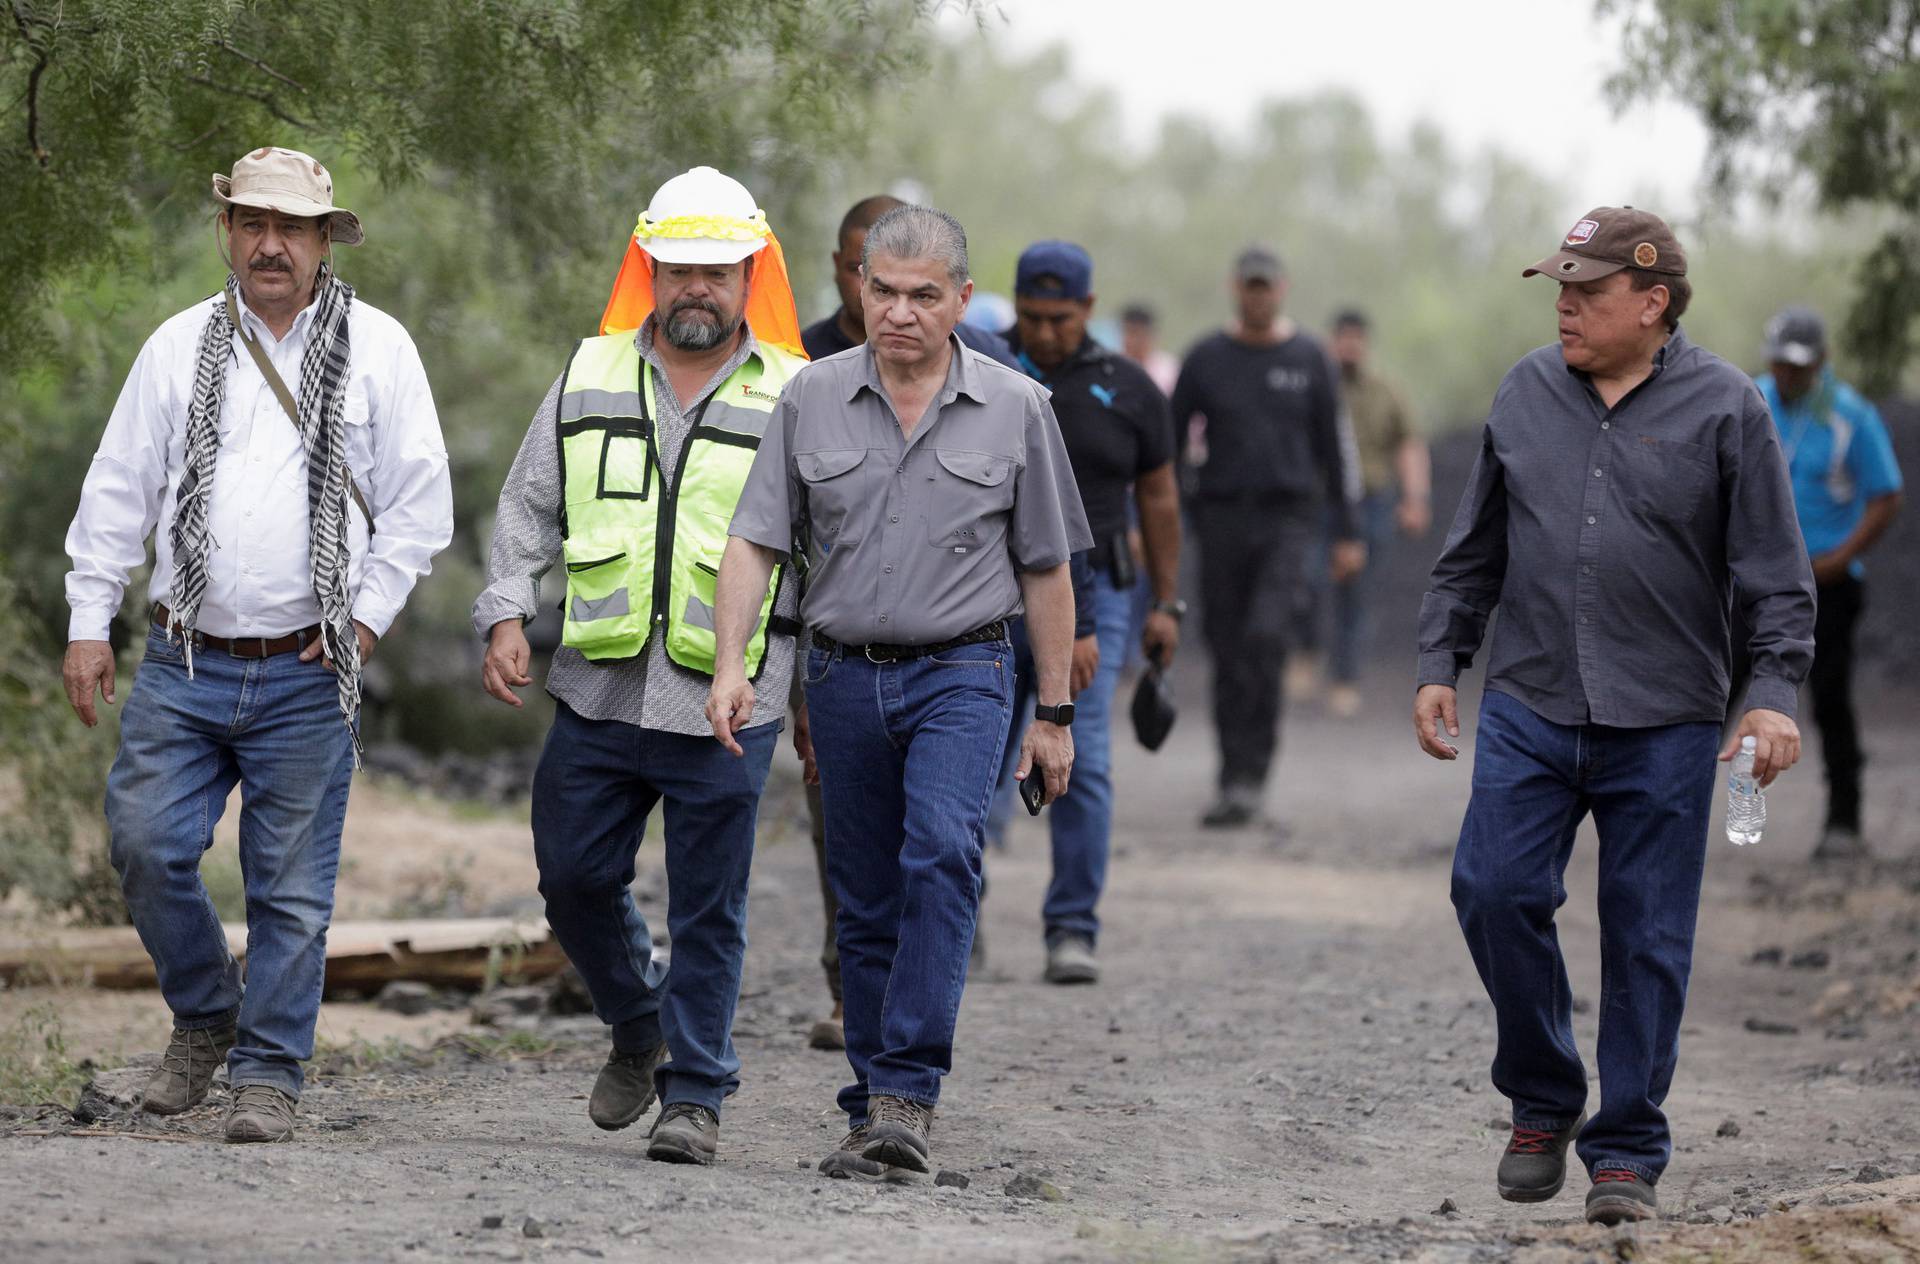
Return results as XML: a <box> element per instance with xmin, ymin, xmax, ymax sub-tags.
<box><xmin>862</xmin><ymin>1095</ymin><xmax>934</xmax><ymax>1173</ymax></box>
<box><xmin>143</xmin><ymin>1022</ymin><xmax>236</xmax><ymax>1115</ymax></box>
<box><xmin>588</xmin><ymin>1040</ymin><xmax>668</xmax><ymax>1131</ymax></box>
<box><xmin>808</xmin><ymin>1001</ymin><xmax>845</xmax><ymax>1051</ymax></box>
<box><xmin>646</xmin><ymin>1102</ymin><xmax>719</xmax><ymax>1165</ymax></box>
<box><xmin>819</xmin><ymin>1124</ymin><xmax>888</xmax><ymax>1180</ymax></box>
<box><xmin>223</xmin><ymin>1084</ymin><xmax>296</xmax><ymax>1143</ymax></box>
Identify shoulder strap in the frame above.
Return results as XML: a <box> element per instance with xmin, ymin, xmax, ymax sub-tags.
<box><xmin>224</xmin><ymin>290</ymin><xmax>376</xmax><ymax>534</ymax></box>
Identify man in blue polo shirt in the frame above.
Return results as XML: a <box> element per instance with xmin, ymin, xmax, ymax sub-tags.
<box><xmin>1757</xmin><ymin>307</ymin><xmax>1904</xmax><ymax>861</ymax></box>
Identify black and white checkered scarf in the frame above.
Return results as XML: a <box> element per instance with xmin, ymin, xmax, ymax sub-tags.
<box><xmin>168</xmin><ymin>264</ymin><xmax>362</xmax><ymax>764</ymax></box>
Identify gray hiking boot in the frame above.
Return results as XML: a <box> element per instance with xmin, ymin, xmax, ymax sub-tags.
<box><xmin>819</xmin><ymin>1124</ymin><xmax>888</xmax><ymax>1180</ymax></box>
<box><xmin>223</xmin><ymin>1084</ymin><xmax>297</xmax><ymax>1143</ymax></box>
<box><xmin>1812</xmin><ymin>825</ymin><xmax>1870</xmax><ymax>863</ymax></box>
<box><xmin>1497</xmin><ymin>1114</ymin><xmax>1585</xmax><ymax>1202</ymax></box>
<box><xmin>862</xmin><ymin>1095</ymin><xmax>934</xmax><ymax>1173</ymax></box>
<box><xmin>1585</xmin><ymin>1169</ymin><xmax>1658</xmax><ymax>1224</ymax></box>
<box><xmin>646</xmin><ymin>1102</ymin><xmax>719</xmax><ymax>1165</ymax></box>
<box><xmin>1044</xmin><ymin>934</ymin><xmax>1100</xmax><ymax>985</ymax></box>
<box><xmin>589</xmin><ymin>1041</ymin><xmax>667</xmax><ymax>1131</ymax></box>
<box><xmin>143</xmin><ymin>1022</ymin><xmax>237</xmax><ymax>1115</ymax></box>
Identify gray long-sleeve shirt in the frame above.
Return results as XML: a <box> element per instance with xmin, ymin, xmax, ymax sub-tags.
<box><xmin>472</xmin><ymin>321</ymin><xmax>796</xmax><ymax>735</ymax></box>
<box><xmin>1417</xmin><ymin>327</ymin><xmax>1815</xmax><ymax>727</ymax></box>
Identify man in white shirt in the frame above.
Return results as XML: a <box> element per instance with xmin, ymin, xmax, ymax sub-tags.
<box><xmin>60</xmin><ymin>147</ymin><xmax>452</xmax><ymax>1143</ymax></box>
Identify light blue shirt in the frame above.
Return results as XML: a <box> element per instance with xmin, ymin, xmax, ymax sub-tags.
<box><xmin>1756</xmin><ymin>368</ymin><xmax>1903</xmax><ymax>579</ymax></box>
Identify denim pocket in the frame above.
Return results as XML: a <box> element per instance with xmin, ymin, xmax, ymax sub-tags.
<box><xmin>143</xmin><ymin>628</ymin><xmax>185</xmax><ymax>664</ymax></box>
<box><xmin>803</xmin><ymin>644</ymin><xmax>837</xmax><ymax>685</ymax></box>
<box><xmin>926</xmin><ymin>641</ymin><xmax>1007</xmax><ymax>669</ymax></box>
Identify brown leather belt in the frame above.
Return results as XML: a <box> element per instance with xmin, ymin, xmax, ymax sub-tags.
<box><xmin>151</xmin><ymin>604</ymin><xmax>321</xmax><ymax>660</ymax></box>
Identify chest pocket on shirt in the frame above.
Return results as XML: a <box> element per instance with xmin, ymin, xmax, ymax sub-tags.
<box><xmin>927</xmin><ymin>449</ymin><xmax>1015</xmax><ymax>549</ymax></box>
<box><xmin>797</xmin><ymin>448</ymin><xmax>868</xmax><ymax>547</ymax></box>
<box><xmin>1617</xmin><ymin>433</ymin><xmax>1715</xmax><ymax>525</ymax></box>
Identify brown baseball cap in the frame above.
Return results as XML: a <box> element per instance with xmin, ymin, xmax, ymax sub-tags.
<box><xmin>1523</xmin><ymin>206</ymin><xmax>1685</xmax><ymax>282</ymax></box>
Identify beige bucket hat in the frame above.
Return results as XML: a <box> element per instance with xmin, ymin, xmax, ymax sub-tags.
<box><xmin>212</xmin><ymin>147</ymin><xmax>364</xmax><ymax>246</ymax></box>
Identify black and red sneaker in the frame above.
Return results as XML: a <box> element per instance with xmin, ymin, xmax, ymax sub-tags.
<box><xmin>1496</xmin><ymin>1113</ymin><xmax>1585</xmax><ymax>1202</ymax></box>
<box><xmin>1585</xmin><ymin>1168</ymin><xmax>1658</xmax><ymax>1224</ymax></box>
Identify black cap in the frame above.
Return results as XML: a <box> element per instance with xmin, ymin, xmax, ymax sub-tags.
<box><xmin>1764</xmin><ymin>306</ymin><xmax>1827</xmax><ymax>367</ymax></box>
<box><xmin>1235</xmin><ymin>245</ymin><xmax>1284</xmax><ymax>283</ymax></box>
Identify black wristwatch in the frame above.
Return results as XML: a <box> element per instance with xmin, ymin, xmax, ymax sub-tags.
<box><xmin>1034</xmin><ymin>702</ymin><xmax>1076</xmax><ymax>727</ymax></box>
<box><xmin>1154</xmin><ymin>598</ymin><xmax>1188</xmax><ymax>622</ymax></box>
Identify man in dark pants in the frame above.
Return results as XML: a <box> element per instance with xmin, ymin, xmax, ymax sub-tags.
<box><xmin>1756</xmin><ymin>307</ymin><xmax>1903</xmax><ymax>861</ymax></box>
<box><xmin>1171</xmin><ymin>246</ymin><xmax>1364</xmax><ymax>828</ymax></box>
<box><xmin>711</xmin><ymin>205</ymin><xmax>1090</xmax><ymax>1178</ymax></box>
<box><xmin>985</xmin><ymin>240</ymin><xmax>1183</xmax><ymax>985</ymax></box>
<box><xmin>1415</xmin><ymin>207</ymin><xmax>1815</xmax><ymax>1224</ymax></box>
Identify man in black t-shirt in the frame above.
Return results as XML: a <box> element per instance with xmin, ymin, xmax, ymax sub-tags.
<box><xmin>1171</xmin><ymin>246</ymin><xmax>1364</xmax><ymax>828</ymax></box>
<box><xmin>986</xmin><ymin>240</ymin><xmax>1182</xmax><ymax>985</ymax></box>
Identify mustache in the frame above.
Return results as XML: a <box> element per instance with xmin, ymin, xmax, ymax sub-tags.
<box><xmin>249</xmin><ymin>257</ymin><xmax>293</xmax><ymax>273</ymax></box>
<box><xmin>669</xmin><ymin>298</ymin><xmax>721</xmax><ymax>319</ymax></box>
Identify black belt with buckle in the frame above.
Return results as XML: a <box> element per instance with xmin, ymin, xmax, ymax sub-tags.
<box><xmin>813</xmin><ymin>620</ymin><xmax>1009</xmax><ymax>664</ymax></box>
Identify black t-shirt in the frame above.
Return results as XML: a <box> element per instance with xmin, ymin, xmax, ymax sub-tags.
<box><xmin>1171</xmin><ymin>329</ymin><xmax>1357</xmax><ymax>535</ymax></box>
<box><xmin>801</xmin><ymin>310</ymin><xmax>1021</xmax><ymax>369</ymax></box>
<box><xmin>1008</xmin><ymin>335</ymin><xmax>1173</xmax><ymax>544</ymax></box>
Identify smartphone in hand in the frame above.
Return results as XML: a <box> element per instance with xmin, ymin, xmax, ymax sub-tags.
<box><xmin>1020</xmin><ymin>769</ymin><xmax>1046</xmax><ymax>815</ymax></box>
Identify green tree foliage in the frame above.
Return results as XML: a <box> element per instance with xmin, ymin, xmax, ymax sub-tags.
<box><xmin>1604</xmin><ymin>0</ymin><xmax>1920</xmax><ymax>392</ymax></box>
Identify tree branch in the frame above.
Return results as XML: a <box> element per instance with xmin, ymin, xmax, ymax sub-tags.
<box><xmin>11</xmin><ymin>1</ymin><xmax>50</xmax><ymax>165</ymax></box>
<box><xmin>214</xmin><ymin>40</ymin><xmax>306</xmax><ymax>92</ymax></box>
<box><xmin>184</xmin><ymin>74</ymin><xmax>313</xmax><ymax>130</ymax></box>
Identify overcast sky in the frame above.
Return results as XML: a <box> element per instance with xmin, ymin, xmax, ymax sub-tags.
<box><xmin>970</xmin><ymin>0</ymin><xmax>1712</xmax><ymax>218</ymax></box>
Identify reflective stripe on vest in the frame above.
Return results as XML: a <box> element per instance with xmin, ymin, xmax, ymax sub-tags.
<box><xmin>555</xmin><ymin>333</ymin><xmax>805</xmax><ymax>673</ymax></box>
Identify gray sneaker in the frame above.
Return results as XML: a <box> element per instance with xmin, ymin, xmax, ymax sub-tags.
<box><xmin>589</xmin><ymin>1041</ymin><xmax>667</xmax><ymax>1131</ymax></box>
<box><xmin>1200</xmin><ymin>787</ymin><xmax>1259</xmax><ymax>829</ymax></box>
<box><xmin>1497</xmin><ymin>1114</ymin><xmax>1585</xmax><ymax>1202</ymax></box>
<box><xmin>819</xmin><ymin>1125</ymin><xmax>888</xmax><ymax>1180</ymax></box>
<box><xmin>1812</xmin><ymin>825</ymin><xmax>1870</xmax><ymax>863</ymax></box>
<box><xmin>143</xmin><ymin>1022</ymin><xmax>236</xmax><ymax>1115</ymax></box>
<box><xmin>1044</xmin><ymin>934</ymin><xmax>1100</xmax><ymax>985</ymax></box>
<box><xmin>862</xmin><ymin>1095</ymin><xmax>934</xmax><ymax>1173</ymax></box>
<box><xmin>1585</xmin><ymin>1169</ymin><xmax>1658</xmax><ymax>1224</ymax></box>
<box><xmin>224</xmin><ymin>1083</ymin><xmax>297</xmax><ymax>1143</ymax></box>
<box><xmin>646</xmin><ymin>1102</ymin><xmax>719</xmax><ymax>1165</ymax></box>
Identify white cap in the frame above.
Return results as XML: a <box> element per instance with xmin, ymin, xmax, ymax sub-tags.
<box><xmin>633</xmin><ymin>166</ymin><xmax>768</xmax><ymax>265</ymax></box>
<box><xmin>1741</xmin><ymin>735</ymin><xmax>1757</xmax><ymax>751</ymax></box>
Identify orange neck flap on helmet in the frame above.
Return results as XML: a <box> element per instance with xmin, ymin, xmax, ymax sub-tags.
<box><xmin>598</xmin><ymin>226</ymin><xmax>808</xmax><ymax>360</ymax></box>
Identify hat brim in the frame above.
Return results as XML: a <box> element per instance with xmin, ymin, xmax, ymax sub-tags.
<box><xmin>1766</xmin><ymin>342</ymin><xmax>1823</xmax><ymax>368</ymax></box>
<box><xmin>1522</xmin><ymin>250</ymin><xmax>1625</xmax><ymax>281</ymax></box>
<box><xmin>212</xmin><ymin>173</ymin><xmax>364</xmax><ymax>246</ymax></box>
<box><xmin>640</xmin><ymin>237</ymin><xmax>764</xmax><ymax>266</ymax></box>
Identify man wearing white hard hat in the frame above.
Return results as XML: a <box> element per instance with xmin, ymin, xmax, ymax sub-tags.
<box><xmin>474</xmin><ymin>166</ymin><xmax>809</xmax><ymax>1164</ymax></box>
<box><xmin>61</xmin><ymin>146</ymin><xmax>453</xmax><ymax>1142</ymax></box>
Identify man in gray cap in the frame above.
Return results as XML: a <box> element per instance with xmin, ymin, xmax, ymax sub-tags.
<box><xmin>1415</xmin><ymin>207</ymin><xmax>1814</xmax><ymax>1223</ymax></box>
<box><xmin>61</xmin><ymin>146</ymin><xmax>453</xmax><ymax>1141</ymax></box>
<box><xmin>1754</xmin><ymin>307</ymin><xmax>1904</xmax><ymax>860</ymax></box>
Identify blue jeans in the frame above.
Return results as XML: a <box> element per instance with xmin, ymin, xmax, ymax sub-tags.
<box><xmin>1451</xmin><ymin>688</ymin><xmax>1719</xmax><ymax>1183</ymax></box>
<box><xmin>1304</xmin><ymin>490</ymin><xmax>1395</xmax><ymax>683</ymax></box>
<box><xmin>986</xmin><ymin>573</ymin><xmax>1132</xmax><ymax>943</ymax></box>
<box><xmin>106</xmin><ymin>628</ymin><xmax>355</xmax><ymax>1098</ymax></box>
<box><xmin>531</xmin><ymin>701</ymin><xmax>774</xmax><ymax>1118</ymax></box>
<box><xmin>803</xmin><ymin>635</ymin><xmax>1013</xmax><ymax>1123</ymax></box>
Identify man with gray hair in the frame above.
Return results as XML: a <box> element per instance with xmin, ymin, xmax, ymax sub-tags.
<box><xmin>709</xmin><ymin>204</ymin><xmax>1091</xmax><ymax>1176</ymax></box>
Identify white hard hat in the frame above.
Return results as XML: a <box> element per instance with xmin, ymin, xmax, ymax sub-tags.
<box><xmin>634</xmin><ymin>166</ymin><xmax>769</xmax><ymax>265</ymax></box>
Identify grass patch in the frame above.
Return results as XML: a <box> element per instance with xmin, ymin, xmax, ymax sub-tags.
<box><xmin>0</xmin><ymin>1003</ymin><xmax>89</xmax><ymax>1107</ymax></box>
<box><xmin>311</xmin><ymin>1035</ymin><xmax>430</xmax><ymax>1078</ymax></box>
<box><xmin>441</xmin><ymin>1029</ymin><xmax>559</xmax><ymax>1062</ymax></box>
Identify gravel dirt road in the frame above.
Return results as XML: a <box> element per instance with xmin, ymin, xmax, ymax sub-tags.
<box><xmin>4</xmin><ymin>666</ymin><xmax>1918</xmax><ymax>1262</ymax></box>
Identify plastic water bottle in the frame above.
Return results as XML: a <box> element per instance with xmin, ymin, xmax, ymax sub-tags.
<box><xmin>1726</xmin><ymin>735</ymin><xmax>1766</xmax><ymax>846</ymax></box>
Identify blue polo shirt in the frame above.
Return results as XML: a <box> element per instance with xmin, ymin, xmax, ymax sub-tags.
<box><xmin>1756</xmin><ymin>369</ymin><xmax>1903</xmax><ymax>578</ymax></box>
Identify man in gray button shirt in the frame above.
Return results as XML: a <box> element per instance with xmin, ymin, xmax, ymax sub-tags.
<box><xmin>1413</xmin><ymin>207</ymin><xmax>1814</xmax><ymax>1225</ymax></box>
<box><xmin>707</xmin><ymin>206</ymin><xmax>1091</xmax><ymax>1178</ymax></box>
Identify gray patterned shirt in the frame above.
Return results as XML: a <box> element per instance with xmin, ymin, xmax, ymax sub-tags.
<box><xmin>473</xmin><ymin>320</ymin><xmax>796</xmax><ymax>735</ymax></box>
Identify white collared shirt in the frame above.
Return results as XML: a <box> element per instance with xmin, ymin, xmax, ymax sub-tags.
<box><xmin>64</xmin><ymin>289</ymin><xmax>453</xmax><ymax>641</ymax></box>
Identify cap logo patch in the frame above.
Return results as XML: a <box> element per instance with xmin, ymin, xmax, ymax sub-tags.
<box><xmin>1565</xmin><ymin>219</ymin><xmax>1599</xmax><ymax>246</ymax></box>
<box><xmin>1558</xmin><ymin>259</ymin><xmax>1583</xmax><ymax>275</ymax></box>
<box><xmin>1633</xmin><ymin>242</ymin><xmax>1658</xmax><ymax>267</ymax></box>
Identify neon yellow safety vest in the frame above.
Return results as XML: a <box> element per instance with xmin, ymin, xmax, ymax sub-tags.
<box><xmin>556</xmin><ymin>333</ymin><xmax>804</xmax><ymax>675</ymax></box>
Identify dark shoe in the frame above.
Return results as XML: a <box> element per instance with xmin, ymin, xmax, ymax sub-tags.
<box><xmin>1200</xmin><ymin>788</ymin><xmax>1258</xmax><ymax>829</ymax></box>
<box><xmin>862</xmin><ymin>1095</ymin><xmax>934</xmax><ymax>1173</ymax></box>
<box><xmin>223</xmin><ymin>1084</ymin><xmax>296</xmax><ymax>1143</ymax></box>
<box><xmin>1497</xmin><ymin>1114</ymin><xmax>1585</xmax><ymax>1202</ymax></box>
<box><xmin>646</xmin><ymin>1102</ymin><xmax>719</xmax><ymax>1165</ymax></box>
<box><xmin>1585</xmin><ymin>1169</ymin><xmax>1658</xmax><ymax>1224</ymax></box>
<box><xmin>970</xmin><ymin>921</ymin><xmax>987</xmax><ymax>972</ymax></box>
<box><xmin>143</xmin><ymin>1022</ymin><xmax>236</xmax><ymax>1115</ymax></box>
<box><xmin>1044</xmin><ymin>934</ymin><xmax>1099</xmax><ymax>985</ymax></box>
<box><xmin>1812</xmin><ymin>825</ymin><xmax>1870</xmax><ymax>863</ymax></box>
<box><xmin>589</xmin><ymin>1041</ymin><xmax>667</xmax><ymax>1131</ymax></box>
<box><xmin>819</xmin><ymin>1125</ymin><xmax>888</xmax><ymax>1180</ymax></box>
<box><xmin>808</xmin><ymin>1001</ymin><xmax>846</xmax><ymax>1052</ymax></box>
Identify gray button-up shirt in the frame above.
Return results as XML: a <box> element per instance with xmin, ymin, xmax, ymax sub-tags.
<box><xmin>729</xmin><ymin>335</ymin><xmax>1092</xmax><ymax>645</ymax></box>
<box><xmin>1417</xmin><ymin>327</ymin><xmax>1815</xmax><ymax>727</ymax></box>
<box><xmin>473</xmin><ymin>320</ymin><xmax>796</xmax><ymax>735</ymax></box>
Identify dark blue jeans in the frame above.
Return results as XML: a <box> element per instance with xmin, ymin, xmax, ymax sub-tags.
<box><xmin>803</xmin><ymin>636</ymin><xmax>1013</xmax><ymax>1124</ymax></box>
<box><xmin>1451</xmin><ymin>688</ymin><xmax>1719</xmax><ymax>1183</ymax></box>
<box><xmin>107</xmin><ymin>628</ymin><xmax>355</xmax><ymax>1098</ymax></box>
<box><xmin>531</xmin><ymin>701</ymin><xmax>775</xmax><ymax>1118</ymax></box>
